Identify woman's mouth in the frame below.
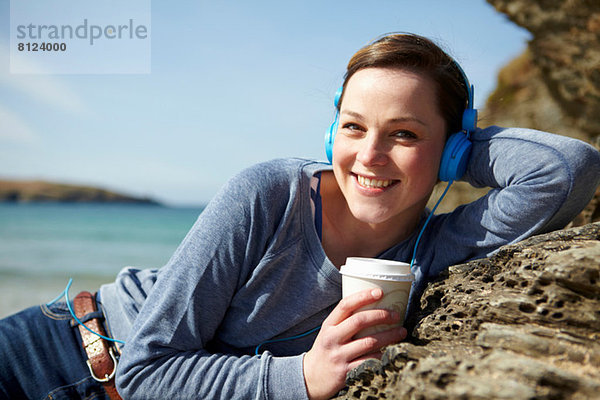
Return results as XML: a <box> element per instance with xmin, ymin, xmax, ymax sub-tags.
<box><xmin>354</xmin><ymin>174</ymin><xmax>399</xmax><ymax>190</ymax></box>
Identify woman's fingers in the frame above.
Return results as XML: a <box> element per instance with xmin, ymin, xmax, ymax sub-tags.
<box><xmin>324</xmin><ymin>288</ymin><xmax>384</xmax><ymax>326</ymax></box>
<box><xmin>336</xmin><ymin>307</ymin><xmax>400</xmax><ymax>342</ymax></box>
<box><xmin>303</xmin><ymin>324</ymin><xmax>407</xmax><ymax>399</ymax></box>
<box><xmin>343</xmin><ymin>325</ymin><xmax>407</xmax><ymax>362</ymax></box>
<box><xmin>303</xmin><ymin>291</ymin><xmax>410</xmax><ymax>400</ymax></box>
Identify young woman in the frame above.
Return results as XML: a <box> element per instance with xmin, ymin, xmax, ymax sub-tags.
<box><xmin>1</xmin><ymin>33</ymin><xmax>599</xmax><ymax>400</ymax></box>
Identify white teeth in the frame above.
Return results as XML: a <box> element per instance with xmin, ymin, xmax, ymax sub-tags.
<box><xmin>357</xmin><ymin>175</ymin><xmax>393</xmax><ymax>188</ymax></box>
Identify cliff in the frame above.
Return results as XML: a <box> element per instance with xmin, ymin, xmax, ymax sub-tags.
<box><xmin>0</xmin><ymin>179</ymin><xmax>161</xmax><ymax>205</ymax></box>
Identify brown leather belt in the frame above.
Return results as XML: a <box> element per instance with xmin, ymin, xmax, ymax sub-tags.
<box><xmin>73</xmin><ymin>291</ymin><xmax>123</xmax><ymax>400</ymax></box>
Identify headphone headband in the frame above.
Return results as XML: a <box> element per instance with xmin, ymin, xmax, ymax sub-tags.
<box><xmin>452</xmin><ymin>60</ymin><xmax>478</xmax><ymax>134</ymax></box>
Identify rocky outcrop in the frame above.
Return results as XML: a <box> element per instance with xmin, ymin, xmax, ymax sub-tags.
<box><xmin>480</xmin><ymin>49</ymin><xmax>592</xmax><ymax>144</ymax></box>
<box><xmin>483</xmin><ymin>0</ymin><xmax>600</xmax><ymax>144</ymax></box>
<box><xmin>0</xmin><ymin>179</ymin><xmax>161</xmax><ymax>205</ymax></box>
<box><xmin>334</xmin><ymin>222</ymin><xmax>600</xmax><ymax>399</ymax></box>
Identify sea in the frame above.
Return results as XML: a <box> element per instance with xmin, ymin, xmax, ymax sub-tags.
<box><xmin>0</xmin><ymin>203</ymin><xmax>205</xmax><ymax>317</ymax></box>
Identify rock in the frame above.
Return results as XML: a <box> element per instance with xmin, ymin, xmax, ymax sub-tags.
<box><xmin>480</xmin><ymin>49</ymin><xmax>592</xmax><ymax>144</ymax></box>
<box><xmin>334</xmin><ymin>222</ymin><xmax>600</xmax><ymax>399</ymax></box>
<box><xmin>484</xmin><ymin>0</ymin><xmax>600</xmax><ymax>143</ymax></box>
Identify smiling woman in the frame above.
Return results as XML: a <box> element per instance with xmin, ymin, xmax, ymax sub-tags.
<box><xmin>1</xmin><ymin>33</ymin><xmax>599</xmax><ymax>400</ymax></box>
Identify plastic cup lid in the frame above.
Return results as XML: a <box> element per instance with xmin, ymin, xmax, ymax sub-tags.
<box><xmin>339</xmin><ymin>257</ymin><xmax>415</xmax><ymax>282</ymax></box>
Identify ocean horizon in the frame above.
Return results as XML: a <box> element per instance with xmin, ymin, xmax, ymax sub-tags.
<box><xmin>0</xmin><ymin>203</ymin><xmax>204</xmax><ymax>317</ymax></box>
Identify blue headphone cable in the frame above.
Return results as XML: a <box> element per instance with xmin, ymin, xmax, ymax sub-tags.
<box><xmin>410</xmin><ymin>180</ymin><xmax>453</xmax><ymax>269</ymax></box>
<box><xmin>255</xmin><ymin>326</ymin><xmax>321</xmax><ymax>356</ymax></box>
<box><xmin>47</xmin><ymin>278</ymin><xmax>125</xmax><ymax>345</ymax></box>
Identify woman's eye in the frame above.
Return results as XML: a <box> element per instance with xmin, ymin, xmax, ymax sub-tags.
<box><xmin>394</xmin><ymin>130</ymin><xmax>417</xmax><ymax>139</ymax></box>
<box><xmin>342</xmin><ymin>123</ymin><xmax>362</xmax><ymax>131</ymax></box>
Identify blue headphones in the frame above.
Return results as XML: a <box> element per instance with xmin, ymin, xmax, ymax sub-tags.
<box><xmin>324</xmin><ymin>63</ymin><xmax>478</xmax><ymax>182</ymax></box>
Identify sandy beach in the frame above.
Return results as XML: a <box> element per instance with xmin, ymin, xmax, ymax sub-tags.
<box><xmin>0</xmin><ymin>271</ymin><xmax>113</xmax><ymax>320</ymax></box>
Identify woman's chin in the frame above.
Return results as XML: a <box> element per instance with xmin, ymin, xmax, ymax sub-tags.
<box><xmin>348</xmin><ymin>206</ymin><xmax>395</xmax><ymax>226</ymax></box>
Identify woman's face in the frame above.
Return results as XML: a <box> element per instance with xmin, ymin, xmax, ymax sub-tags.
<box><xmin>332</xmin><ymin>67</ymin><xmax>447</xmax><ymax>227</ymax></box>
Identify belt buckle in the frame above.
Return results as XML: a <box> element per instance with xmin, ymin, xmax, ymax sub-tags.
<box><xmin>86</xmin><ymin>346</ymin><xmax>118</xmax><ymax>382</ymax></box>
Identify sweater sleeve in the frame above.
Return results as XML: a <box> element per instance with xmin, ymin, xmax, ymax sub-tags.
<box><xmin>425</xmin><ymin>126</ymin><xmax>600</xmax><ymax>278</ymax></box>
<box><xmin>115</xmin><ymin>162</ymin><xmax>310</xmax><ymax>400</ymax></box>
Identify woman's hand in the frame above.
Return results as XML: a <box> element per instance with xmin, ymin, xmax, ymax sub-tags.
<box><xmin>302</xmin><ymin>288</ymin><xmax>407</xmax><ymax>400</ymax></box>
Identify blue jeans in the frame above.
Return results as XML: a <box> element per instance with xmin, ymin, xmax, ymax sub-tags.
<box><xmin>0</xmin><ymin>301</ymin><xmax>111</xmax><ymax>399</ymax></box>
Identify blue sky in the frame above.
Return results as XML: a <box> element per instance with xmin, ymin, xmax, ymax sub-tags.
<box><xmin>0</xmin><ymin>0</ymin><xmax>531</xmax><ymax>206</ymax></box>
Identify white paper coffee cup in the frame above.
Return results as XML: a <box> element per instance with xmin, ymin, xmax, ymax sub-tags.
<box><xmin>340</xmin><ymin>257</ymin><xmax>414</xmax><ymax>338</ymax></box>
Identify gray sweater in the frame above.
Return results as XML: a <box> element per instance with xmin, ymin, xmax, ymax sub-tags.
<box><xmin>102</xmin><ymin>126</ymin><xmax>600</xmax><ymax>399</ymax></box>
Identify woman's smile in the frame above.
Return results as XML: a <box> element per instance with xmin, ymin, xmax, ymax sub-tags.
<box><xmin>353</xmin><ymin>173</ymin><xmax>399</xmax><ymax>193</ymax></box>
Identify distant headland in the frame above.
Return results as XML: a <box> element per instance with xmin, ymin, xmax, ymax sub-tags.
<box><xmin>0</xmin><ymin>179</ymin><xmax>161</xmax><ymax>205</ymax></box>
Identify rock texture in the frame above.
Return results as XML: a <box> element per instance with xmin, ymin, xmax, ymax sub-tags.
<box><xmin>334</xmin><ymin>222</ymin><xmax>600</xmax><ymax>399</ymax></box>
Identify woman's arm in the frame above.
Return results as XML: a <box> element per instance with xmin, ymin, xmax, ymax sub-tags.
<box><xmin>427</xmin><ymin>126</ymin><xmax>600</xmax><ymax>277</ymax></box>
<box><xmin>115</xmin><ymin>162</ymin><xmax>310</xmax><ymax>400</ymax></box>
<box><xmin>467</xmin><ymin>126</ymin><xmax>600</xmax><ymax>233</ymax></box>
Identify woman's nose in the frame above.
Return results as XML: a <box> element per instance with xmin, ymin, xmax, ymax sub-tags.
<box><xmin>356</xmin><ymin>133</ymin><xmax>388</xmax><ymax>166</ymax></box>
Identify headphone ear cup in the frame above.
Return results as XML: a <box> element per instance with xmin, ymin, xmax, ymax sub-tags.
<box><xmin>325</xmin><ymin>112</ymin><xmax>338</xmax><ymax>164</ymax></box>
<box><xmin>439</xmin><ymin>132</ymin><xmax>472</xmax><ymax>182</ymax></box>
<box><xmin>325</xmin><ymin>86</ymin><xmax>344</xmax><ymax>164</ymax></box>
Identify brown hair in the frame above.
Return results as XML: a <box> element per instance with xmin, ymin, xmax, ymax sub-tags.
<box><xmin>340</xmin><ymin>33</ymin><xmax>469</xmax><ymax>135</ymax></box>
